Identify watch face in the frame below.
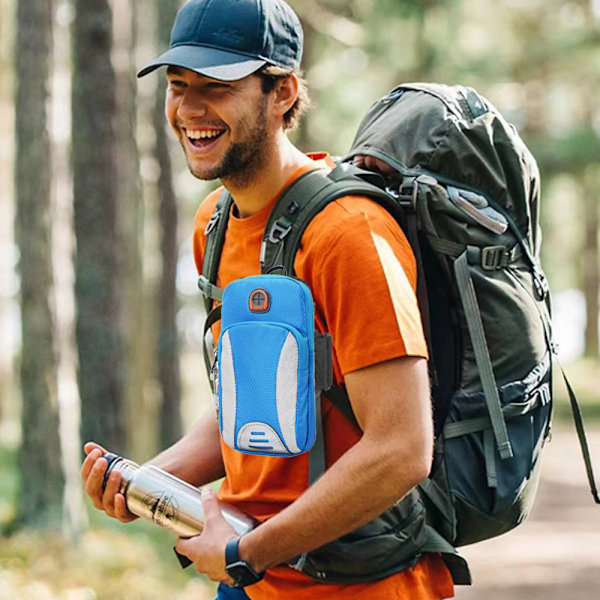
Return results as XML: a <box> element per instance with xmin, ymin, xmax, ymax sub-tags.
<box><xmin>226</xmin><ymin>560</ymin><xmax>263</xmax><ymax>588</ymax></box>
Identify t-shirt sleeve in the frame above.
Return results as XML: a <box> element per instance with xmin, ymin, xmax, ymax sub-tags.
<box><xmin>297</xmin><ymin>196</ymin><xmax>428</xmax><ymax>375</ymax></box>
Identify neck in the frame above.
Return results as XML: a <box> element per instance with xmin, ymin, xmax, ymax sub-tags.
<box><xmin>222</xmin><ymin>133</ymin><xmax>312</xmax><ymax>219</ymax></box>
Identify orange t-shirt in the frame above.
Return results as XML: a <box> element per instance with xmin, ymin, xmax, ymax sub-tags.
<box><xmin>192</xmin><ymin>154</ymin><xmax>454</xmax><ymax>600</ymax></box>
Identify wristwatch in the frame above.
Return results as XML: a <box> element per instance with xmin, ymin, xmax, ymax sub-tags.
<box><xmin>225</xmin><ymin>536</ymin><xmax>265</xmax><ymax>588</ymax></box>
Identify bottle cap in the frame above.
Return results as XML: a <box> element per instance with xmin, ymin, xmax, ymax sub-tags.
<box><xmin>101</xmin><ymin>453</ymin><xmax>122</xmax><ymax>490</ymax></box>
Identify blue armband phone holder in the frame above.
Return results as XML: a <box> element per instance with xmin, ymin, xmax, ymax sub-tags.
<box><xmin>216</xmin><ymin>275</ymin><xmax>319</xmax><ymax>457</ymax></box>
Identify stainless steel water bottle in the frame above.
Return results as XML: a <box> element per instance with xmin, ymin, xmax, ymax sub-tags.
<box><xmin>101</xmin><ymin>453</ymin><xmax>256</xmax><ymax>538</ymax></box>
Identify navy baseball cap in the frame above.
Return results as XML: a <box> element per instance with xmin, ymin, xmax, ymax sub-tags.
<box><xmin>138</xmin><ymin>0</ymin><xmax>303</xmax><ymax>81</ymax></box>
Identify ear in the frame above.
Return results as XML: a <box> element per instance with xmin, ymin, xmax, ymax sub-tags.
<box><xmin>271</xmin><ymin>74</ymin><xmax>299</xmax><ymax>119</ymax></box>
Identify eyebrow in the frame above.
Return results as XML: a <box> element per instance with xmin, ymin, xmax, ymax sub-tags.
<box><xmin>166</xmin><ymin>66</ymin><xmax>184</xmax><ymax>76</ymax></box>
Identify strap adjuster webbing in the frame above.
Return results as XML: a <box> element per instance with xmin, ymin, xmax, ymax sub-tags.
<box><xmin>454</xmin><ymin>251</ymin><xmax>513</xmax><ymax>460</ymax></box>
<box><xmin>197</xmin><ymin>275</ymin><xmax>224</xmax><ymax>302</ymax></box>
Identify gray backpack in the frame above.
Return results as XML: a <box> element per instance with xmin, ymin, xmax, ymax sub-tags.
<box><xmin>344</xmin><ymin>83</ymin><xmax>598</xmax><ymax>546</ymax></box>
<box><xmin>346</xmin><ymin>83</ymin><xmax>554</xmax><ymax>546</ymax></box>
<box><xmin>198</xmin><ymin>83</ymin><xmax>598</xmax><ymax>583</ymax></box>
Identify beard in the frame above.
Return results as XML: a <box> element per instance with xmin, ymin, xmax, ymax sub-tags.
<box><xmin>184</xmin><ymin>95</ymin><xmax>271</xmax><ymax>188</ymax></box>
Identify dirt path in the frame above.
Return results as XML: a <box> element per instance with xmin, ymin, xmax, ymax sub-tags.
<box><xmin>454</xmin><ymin>426</ymin><xmax>600</xmax><ymax>600</ymax></box>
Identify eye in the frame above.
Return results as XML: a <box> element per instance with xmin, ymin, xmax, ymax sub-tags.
<box><xmin>167</xmin><ymin>79</ymin><xmax>186</xmax><ymax>90</ymax></box>
<box><xmin>206</xmin><ymin>82</ymin><xmax>231</xmax><ymax>90</ymax></box>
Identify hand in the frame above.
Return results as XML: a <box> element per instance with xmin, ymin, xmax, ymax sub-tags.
<box><xmin>80</xmin><ymin>441</ymin><xmax>137</xmax><ymax>523</ymax></box>
<box><xmin>175</xmin><ymin>488</ymin><xmax>237</xmax><ymax>586</ymax></box>
<box><xmin>353</xmin><ymin>154</ymin><xmax>398</xmax><ymax>178</ymax></box>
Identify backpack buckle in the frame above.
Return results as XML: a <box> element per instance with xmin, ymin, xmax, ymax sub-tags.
<box><xmin>396</xmin><ymin>177</ymin><xmax>418</xmax><ymax>208</ymax></box>
<box><xmin>481</xmin><ymin>246</ymin><xmax>508</xmax><ymax>270</ymax></box>
<box><xmin>268</xmin><ymin>219</ymin><xmax>292</xmax><ymax>244</ymax></box>
<box><xmin>538</xmin><ymin>383</ymin><xmax>551</xmax><ymax>406</ymax></box>
<box><xmin>533</xmin><ymin>266</ymin><xmax>550</xmax><ymax>301</ymax></box>
<box><xmin>204</xmin><ymin>210</ymin><xmax>221</xmax><ymax>235</ymax></box>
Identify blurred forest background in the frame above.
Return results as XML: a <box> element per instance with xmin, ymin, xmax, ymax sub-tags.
<box><xmin>1</xmin><ymin>0</ymin><xmax>600</xmax><ymax>598</ymax></box>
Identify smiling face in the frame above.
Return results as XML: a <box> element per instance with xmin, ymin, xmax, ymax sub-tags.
<box><xmin>165</xmin><ymin>67</ymin><xmax>274</xmax><ymax>187</ymax></box>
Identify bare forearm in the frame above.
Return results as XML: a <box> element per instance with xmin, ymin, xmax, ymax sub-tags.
<box><xmin>240</xmin><ymin>357</ymin><xmax>433</xmax><ymax>573</ymax></box>
<box><xmin>149</xmin><ymin>414</ymin><xmax>225</xmax><ymax>486</ymax></box>
<box><xmin>239</xmin><ymin>432</ymin><xmax>425</xmax><ymax>572</ymax></box>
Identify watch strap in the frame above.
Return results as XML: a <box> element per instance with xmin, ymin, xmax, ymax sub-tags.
<box><xmin>225</xmin><ymin>535</ymin><xmax>265</xmax><ymax>588</ymax></box>
<box><xmin>225</xmin><ymin>536</ymin><xmax>242</xmax><ymax>565</ymax></box>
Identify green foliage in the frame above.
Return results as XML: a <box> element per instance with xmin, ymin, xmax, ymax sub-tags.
<box><xmin>0</xmin><ymin>446</ymin><xmax>17</xmax><ymax>528</ymax></box>
<box><xmin>0</xmin><ymin>447</ymin><xmax>216</xmax><ymax>598</ymax></box>
<box><xmin>529</xmin><ymin>130</ymin><xmax>600</xmax><ymax>174</ymax></box>
<box><xmin>0</xmin><ymin>528</ymin><xmax>216</xmax><ymax>600</ymax></box>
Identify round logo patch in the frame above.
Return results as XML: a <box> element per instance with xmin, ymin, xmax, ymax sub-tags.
<box><xmin>249</xmin><ymin>288</ymin><xmax>270</xmax><ymax>313</ymax></box>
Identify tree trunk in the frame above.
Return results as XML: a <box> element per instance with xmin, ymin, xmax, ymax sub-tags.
<box><xmin>581</xmin><ymin>89</ymin><xmax>600</xmax><ymax>360</ymax></box>
<box><xmin>292</xmin><ymin>18</ymin><xmax>315</xmax><ymax>152</ymax></box>
<box><xmin>0</xmin><ymin>0</ymin><xmax>15</xmax><ymax>427</ymax></box>
<box><xmin>112</xmin><ymin>0</ymin><xmax>147</xmax><ymax>456</ymax></box>
<box><xmin>72</xmin><ymin>0</ymin><xmax>127</xmax><ymax>454</ymax></box>
<box><xmin>52</xmin><ymin>0</ymin><xmax>89</xmax><ymax>542</ymax></box>
<box><xmin>14</xmin><ymin>0</ymin><xmax>64</xmax><ymax>527</ymax></box>
<box><xmin>154</xmin><ymin>0</ymin><xmax>182</xmax><ymax>449</ymax></box>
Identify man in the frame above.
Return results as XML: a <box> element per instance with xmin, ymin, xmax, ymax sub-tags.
<box><xmin>81</xmin><ymin>1</ymin><xmax>455</xmax><ymax>598</ymax></box>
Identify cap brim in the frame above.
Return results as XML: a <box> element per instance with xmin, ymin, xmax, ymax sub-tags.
<box><xmin>137</xmin><ymin>45</ymin><xmax>267</xmax><ymax>81</ymax></box>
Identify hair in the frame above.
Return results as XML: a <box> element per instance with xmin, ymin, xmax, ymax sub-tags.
<box><xmin>257</xmin><ymin>65</ymin><xmax>311</xmax><ymax>130</ymax></box>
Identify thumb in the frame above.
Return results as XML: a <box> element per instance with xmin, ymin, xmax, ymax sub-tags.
<box><xmin>201</xmin><ymin>488</ymin><xmax>223</xmax><ymax>522</ymax></box>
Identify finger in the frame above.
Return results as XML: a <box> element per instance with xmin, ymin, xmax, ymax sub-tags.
<box><xmin>362</xmin><ymin>155</ymin><xmax>378</xmax><ymax>171</ymax></box>
<box><xmin>364</xmin><ymin>156</ymin><xmax>396</xmax><ymax>175</ymax></box>
<box><xmin>80</xmin><ymin>447</ymin><xmax>103</xmax><ymax>483</ymax></box>
<box><xmin>114</xmin><ymin>493</ymin><xmax>136</xmax><ymax>523</ymax></box>
<box><xmin>102</xmin><ymin>468</ymin><xmax>123</xmax><ymax>517</ymax></box>
<box><xmin>354</xmin><ymin>154</ymin><xmax>397</xmax><ymax>176</ymax></box>
<box><xmin>84</xmin><ymin>455</ymin><xmax>109</xmax><ymax>511</ymax></box>
<box><xmin>84</xmin><ymin>441</ymin><xmax>107</xmax><ymax>456</ymax></box>
<box><xmin>175</xmin><ymin>536</ymin><xmax>193</xmax><ymax>559</ymax></box>
<box><xmin>362</xmin><ymin>156</ymin><xmax>377</xmax><ymax>171</ymax></box>
<box><xmin>380</xmin><ymin>160</ymin><xmax>395</xmax><ymax>175</ymax></box>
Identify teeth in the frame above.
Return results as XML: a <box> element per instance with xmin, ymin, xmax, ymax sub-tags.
<box><xmin>186</xmin><ymin>129</ymin><xmax>223</xmax><ymax>140</ymax></box>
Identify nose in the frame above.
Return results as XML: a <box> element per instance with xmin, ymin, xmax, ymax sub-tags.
<box><xmin>177</xmin><ymin>87</ymin><xmax>208</xmax><ymax>121</ymax></box>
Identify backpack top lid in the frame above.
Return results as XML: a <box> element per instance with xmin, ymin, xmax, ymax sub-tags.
<box><xmin>345</xmin><ymin>83</ymin><xmax>542</xmax><ymax>256</ymax></box>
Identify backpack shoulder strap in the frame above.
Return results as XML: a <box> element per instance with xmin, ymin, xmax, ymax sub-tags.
<box><xmin>198</xmin><ymin>189</ymin><xmax>234</xmax><ymax>312</ymax></box>
<box><xmin>198</xmin><ymin>168</ymin><xmax>404</xmax><ymax>436</ymax></box>
<box><xmin>261</xmin><ymin>163</ymin><xmax>401</xmax><ymax>275</ymax></box>
<box><xmin>260</xmin><ymin>163</ymin><xmax>403</xmax><ymax>436</ymax></box>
